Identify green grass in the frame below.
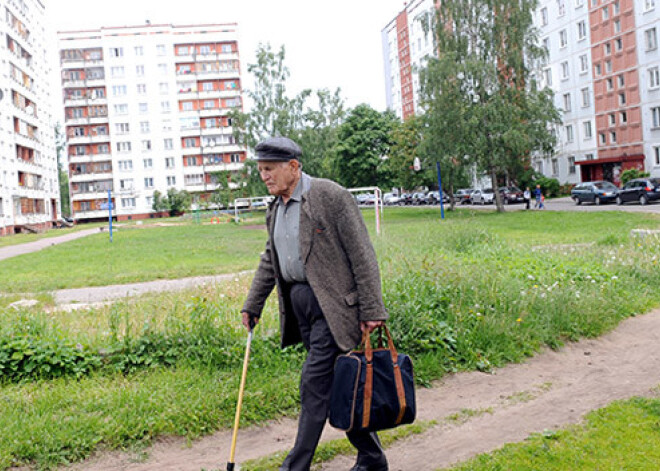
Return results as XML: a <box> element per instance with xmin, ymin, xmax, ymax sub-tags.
<box><xmin>0</xmin><ymin>221</ymin><xmax>267</xmax><ymax>293</ymax></box>
<box><xmin>443</xmin><ymin>396</ymin><xmax>660</xmax><ymax>470</ymax></box>
<box><xmin>2</xmin><ymin>209</ymin><xmax>660</xmax><ymax>469</ymax></box>
<box><xmin>0</xmin><ymin>222</ymin><xmax>106</xmax><ymax>248</ymax></box>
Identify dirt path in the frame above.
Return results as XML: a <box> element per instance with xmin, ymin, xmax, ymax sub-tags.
<box><xmin>58</xmin><ymin>308</ymin><xmax>660</xmax><ymax>471</ymax></box>
<box><xmin>0</xmin><ymin>228</ymin><xmax>99</xmax><ymax>262</ymax></box>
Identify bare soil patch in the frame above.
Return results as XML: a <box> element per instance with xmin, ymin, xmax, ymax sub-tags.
<box><xmin>59</xmin><ymin>308</ymin><xmax>660</xmax><ymax>471</ymax></box>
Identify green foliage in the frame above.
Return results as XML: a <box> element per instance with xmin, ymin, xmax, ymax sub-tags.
<box><xmin>332</xmin><ymin>104</ymin><xmax>398</xmax><ymax>188</ymax></box>
<box><xmin>445</xmin><ymin>397</ymin><xmax>660</xmax><ymax>470</ymax></box>
<box><xmin>620</xmin><ymin>168</ymin><xmax>651</xmax><ymax>185</ymax></box>
<box><xmin>165</xmin><ymin>188</ymin><xmax>192</xmax><ymax>215</ymax></box>
<box><xmin>151</xmin><ymin>190</ymin><xmax>168</xmax><ymax>212</ymax></box>
<box><xmin>534</xmin><ymin>177</ymin><xmax>560</xmax><ymax>197</ymax></box>
<box><xmin>54</xmin><ymin>124</ymin><xmax>70</xmax><ymax>217</ymax></box>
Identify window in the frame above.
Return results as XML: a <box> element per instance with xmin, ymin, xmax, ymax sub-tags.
<box><xmin>650</xmin><ymin>67</ymin><xmax>660</xmax><ymax>88</ymax></box>
<box><xmin>141</xmin><ymin>140</ymin><xmax>152</xmax><ymax>151</ymax></box>
<box><xmin>139</xmin><ymin>103</ymin><xmax>148</xmax><ymax>113</ymax></box>
<box><xmin>164</xmin><ymin>138</ymin><xmax>173</xmax><ymax>150</ymax></box>
<box><xmin>583</xmin><ymin>120</ymin><xmax>592</xmax><ymax>138</ymax></box>
<box><xmin>183</xmin><ymin>137</ymin><xmax>197</xmax><ymax>148</ymax></box>
<box><xmin>185</xmin><ymin>156</ymin><xmax>198</xmax><ymax>166</ymax></box>
<box><xmin>605</xmin><ymin>60</ymin><xmax>612</xmax><ymax>73</ymax></box>
<box><xmin>109</xmin><ymin>47</ymin><xmax>123</xmax><ymax>57</ymax></box>
<box><xmin>609</xmin><ymin>113</ymin><xmax>616</xmax><ymax>126</ymax></box>
<box><xmin>167</xmin><ymin>176</ymin><xmax>176</xmax><ymax>186</ymax></box>
<box><xmin>114</xmin><ymin>104</ymin><xmax>128</xmax><ymax>115</ymax></box>
<box><xmin>578</xmin><ymin>20</ymin><xmax>587</xmax><ymax>40</ymax></box>
<box><xmin>159</xmin><ymin>83</ymin><xmax>169</xmax><ymax>94</ymax></box>
<box><xmin>121</xmin><ymin>198</ymin><xmax>136</xmax><ymax>208</ymax></box>
<box><xmin>143</xmin><ymin>158</ymin><xmax>153</xmax><ymax>169</ymax></box>
<box><xmin>655</xmin><ymin>146</ymin><xmax>660</xmax><ymax>166</ymax></box>
<box><xmin>146</xmin><ymin>196</ymin><xmax>153</xmax><ymax>207</ymax></box>
<box><xmin>203</xmin><ymin>82</ymin><xmax>214</xmax><ymax>91</ymax></box>
<box><xmin>544</xmin><ymin>68</ymin><xmax>553</xmax><ymax>86</ymax></box>
<box><xmin>203</xmin><ymin>100</ymin><xmax>215</xmax><ymax>109</ymax></box>
<box><xmin>136</xmin><ymin>65</ymin><xmax>145</xmax><ymax>76</ymax></box>
<box><xmin>602</xmin><ymin>6</ymin><xmax>609</xmax><ymax>19</ymax></box>
<box><xmin>591</xmin><ymin>0</ymin><xmax>598</xmax><ymax>6</ymax></box>
<box><xmin>120</xmin><ymin>179</ymin><xmax>134</xmax><ymax>190</ymax></box>
<box><xmin>557</xmin><ymin>0</ymin><xmax>566</xmax><ymax>16</ymax></box>
<box><xmin>115</xmin><ymin>123</ymin><xmax>130</xmax><ymax>134</ymax></box>
<box><xmin>595</xmin><ymin>63</ymin><xmax>602</xmax><ymax>76</ymax></box>
<box><xmin>646</xmin><ymin>28</ymin><xmax>658</xmax><ymax>51</ymax></box>
<box><xmin>606</xmin><ymin>78</ymin><xmax>614</xmax><ymax>90</ymax></box>
<box><xmin>563</xmin><ymin>93</ymin><xmax>572</xmax><ymax>111</ymax></box>
<box><xmin>112</xmin><ymin>85</ymin><xmax>127</xmax><ymax>96</ymax></box>
<box><xmin>144</xmin><ymin>177</ymin><xmax>154</xmax><ymax>188</ymax></box>
<box><xmin>581</xmin><ymin>87</ymin><xmax>590</xmax><ymax>107</ymax></box>
<box><xmin>200</xmin><ymin>45</ymin><xmax>211</xmax><ymax>55</ymax></box>
<box><xmin>561</xmin><ymin>61</ymin><xmax>569</xmax><ymax>79</ymax></box>
<box><xmin>566</xmin><ymin>124</ymin><xmax>574</xmax><ymax>142</ymax></box>
<box><xmin>110</xmin><ymin>66</ymin><xmax>125</xmax><ymax>78</ymax></box>
<box><xmin>614</xmin><ymin>19</ymin><xmax>621</xmax><ymax>34</ymax></box>
<box><xmin>615</xmin><ymin>38</ymin><xmax>623</xmax><ymax>52</ymax></box>
<box><xmin>140</xmin><ymin>121</ymin><xmax>150</xmax><ymax>133</ymax></box>
<box><xmin>604</xmin><ymin>42</ymin><xmax>611</xmax><ymax>55</ymax></box>
<box><xmin>619</xmin><ymin>92</ymin><xmax>626</xmax><ymax>105</ymax></box>
<box><xmin>610</xmin><ymin>131</ymin><xmax>617</xmax><ymax>143</ymax></box>
<box><xmin>157</xmin><ymin>45</ymin><xmax>166</xmax><ymax>56</ymax></box>
<box><xmin>118</xmin><ymin>160</ymin><xmax>133</xmax><ymax>171</ymax></box>
<box><xmin>182</xmin><ymin>101</ymin><xmax>194</xmax><ymax>111</ymax></box>
<box><xmin>559</xmin><ymin>30</ymin><xmax>567</xmax><ymax>48</ymax></box>
<box><xmin>161</xmin><ymin>101</ymin><xmax>171</xmax><ymax>113</ymax></box>
<box><xmin>646</xmin><ymin>0</ymin><xmax>656</xmax><ymax>10</ymax></box>
<box><xmin>599</xmin><ymin>133</ymin><xmax>606</xmax><ymax>145</ymax></box>
<box><xmin>620</xmin><ymin>111</ymin><xmax>627</xmax><ymax>124</ymax></box>
<box><xmin>614</xmin><ymin>0</ymin><xmax>620</xmax><ymax>13</ymax></box>
<box><xmin>618</xmin><ymin>74</ymin><xmax>625</xmax><ymax>87</ymax></box>
<box><xmin>158</xmin><ymin>64</ymin><xmax>167</xmax><ymax>75</ymax></box>
<box><xmin>137</xmin><ymin>84</ymin><xmax>147</xmax><ymax>94</ymax></box>
<box><xmin>552</xmin><ymin>158</ymin><xmax>559</xmax><ymax>175</ymax></box>
<box><xmin>580</xmin><ymin>54</ymin><xmax>589</xmax><ymax>73</ymax></box>
<box><xmin>134</xmin><ymin>46</ymin><xmax>143</xmax><ymax>56</ymax></box>
<box><xmin>575</xmin><ymin>0</ymin><xmax>584</xmax><ymax>6</ymax></box>
<box><xmin>162</xmin><ymin>120</ymin><xmax>172</xmax><ymax>132</ymax></box>
<box><xmin>653</xmin><ymin>106</ymin><xmax>660</xmax><ymax>128</ymax></box>
<box><xmin>586</xmin><ymin>153</ymin><xmax>595</xmax><ymax>160</ymax></box>
<box><xmin>165</xmin><ymin>157</ymin><xmax>175</xmax><ymax>169</ymax></box>
<box><xmin>116</xmin><ymin>142</ymin><xmax>131</xmax><ymax>152</ymax></box>
<box><xmin>568</xmin><ymin>156</ymin><xmax>576</xmax><ymax>174</ymax></box>
<box><xmin>230</xmin><ymin>154</ymin><xmax>241</xmax><ymax>163</ymax></box>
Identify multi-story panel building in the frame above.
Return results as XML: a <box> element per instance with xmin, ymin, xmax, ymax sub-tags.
<box><xmin>58</xmin><ymin>23</ymin><xmax>245</xmax><ymax>222</ymax></box>
<box><xmin>383</xmin><ymin>0</ymin><xmax>660</xmax><ymax>185</ymax></box>
<box><xmin>382</xmin><ymin>0</ymin><xmax>435</xmax><ymax>120</ymax></box>
<box><xmin>0</xmin><ymin>0</ymin><xmax>59</xmax><ymax>235</ymax></box>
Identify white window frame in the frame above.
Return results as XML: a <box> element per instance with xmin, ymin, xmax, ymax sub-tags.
<box><xmin>583</xmin><ymin>120</ymin><xmax>592</xmax><ymax>139</ymax></box>
<box><xmin>650</xmin><ymin>67</ymin><xmax>660</xmax><ymax>89</ymax></box>
<box><xmin>559</xmin><ymin>29</ymin><xmax>568</xmax><ymax>48</ymax></box>
<box><xmin>646</xmin><ymin>28</ymin><xmax>658</xmax><ymax>51</ymax></box>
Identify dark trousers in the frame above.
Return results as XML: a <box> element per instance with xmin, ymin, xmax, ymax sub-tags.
<box><xmin>280</xmin><ymin>283</ymin><xmax>386</xmax><ymax>471</ymax></box>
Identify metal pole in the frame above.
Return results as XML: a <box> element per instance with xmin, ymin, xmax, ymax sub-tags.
<box><xmin>436</xmin><ymin>162</ymin><xmax>445</xmax><ymax>220</ymax></box>
<box><xmin>107</xmin><ymin>189</ymin><xmax>113</xmax><ymax>242</ymax></box>
<box><xmin>374</xmin><ymin>188</ymin><xmax>381</xmax><ymax>235</ymax></box>
<box><xmin>227</xmin><ymin>328</ymin><xmax>253</xmax><ymax>470</ymax></box>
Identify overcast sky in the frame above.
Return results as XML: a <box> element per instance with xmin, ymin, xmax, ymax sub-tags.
<box><xmin>47</xmin><ymin>0</ymin><xmax>407</xmax><ymax>112</ymax></box>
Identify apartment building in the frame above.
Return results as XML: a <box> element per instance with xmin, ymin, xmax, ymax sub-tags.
<box><xmin>383</xmin><ymin>0</ymin><xmax>660</xmax><ymax>185</ymax></box>
<box><xmin>382</xmin><ymin>0</ymin><xmax>436</xmax><ymax>121</ymax></box>
<box><xmin>0</xmin><ymin>0</ymin><xmax>59</xmax><ymax>235</ymax></box>
<box><xmin>58</xmin><ymin>23</ymin><xmax>245</xmax><ymax>222</ymax></box>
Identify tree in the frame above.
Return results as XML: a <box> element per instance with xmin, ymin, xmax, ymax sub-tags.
<box><xmin>422</xmin><ymin>0</ymin><xmax>560</xmax><ymax>212</ymax></box>
<box><xmin>620</xmin><ymin>168</ymin><xmax>650</xmax><ymax>185</ymax></box>
<box><xmin>54</xmin><ymin>125</ymin><xmax>70</xmax><ymax>217</ymax></box>
<box><xmin>151</xmin><ymin>190</ymin><xmax>168</xmax><ymax>212</ymax></box>
<box><xmin>332</xmin><ymin>104</ymin><xmax>398</xmax><ymax>189</ymax></box>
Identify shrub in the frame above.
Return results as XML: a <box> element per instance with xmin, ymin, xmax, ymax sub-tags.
<box><xmin>620</xmin><ymin>168</ymin><xmax>650</xmax><ymax>185</ymax></box>
<box><xmin>534</xmin><ymin>177</ymin><xmax>561</xmax><ymax>197</ymax></box>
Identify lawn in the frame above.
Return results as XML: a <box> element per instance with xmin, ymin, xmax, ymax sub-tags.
<box><xmin>444</xmin><ymin>396</ymin><xmax>660</xmax><ymax>470</ymax></box>
<box><xmin>1</xmin><ymin>208</ymin><xmax>660</xmax><ymax>469</ymax></box>
<box><xmin>0</xmin><ymin>222</ymin><xmax>106</xmax><ymax>249</ymax></box>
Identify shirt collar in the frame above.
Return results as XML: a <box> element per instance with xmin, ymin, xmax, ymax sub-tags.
<box><xmin>279</xmin><ymin>172</ymin><xmax>310</xmax><ymax>205</ymax></box>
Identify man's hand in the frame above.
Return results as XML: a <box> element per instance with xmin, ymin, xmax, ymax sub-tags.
<box><xmin>241</xmin><ymin>311</ymin><xmax>259</xmax><ymax>331</ymax></box>
<box><xmin>360</xmin><ymin>320</ymin><xmax>385</xmax><ymax>334</ymax></box>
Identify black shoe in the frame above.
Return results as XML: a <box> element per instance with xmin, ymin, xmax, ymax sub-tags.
<box><xmin>349</xmin><ymin>461</ymin><xmax>388</xmax><ymax>471</ymax></box>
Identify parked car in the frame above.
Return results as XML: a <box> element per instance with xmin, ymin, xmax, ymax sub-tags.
<box><xmin>411</xmin><ymin>192</ymin><xmax>428</xmax><ymax>205</ymax></box>
<box><xmin>454</xmin><ymin>188</ymin><xmax>474</xmax><ymax>205</ymax></box>
<box><xmin>471</xmin><ymin>188</ymin><xmax>495</xmax><ymax>205</ymax></box>
<box><xmin>425</xmin><ymin>191</ymin><xmax>448</xmax><ymax>205</ymax></box>
<box><xmin>399</xmin><ymin>193</ymin><xmax>414</xmax><ymax>205</ymax></box>
<box><xmin>383</xmin><ymin>192</ymin><xmax>401</xmax><ymax>205</ymax></box>
<box><xmin>355</xmin><ymin>193</ymin><xmax>375</xmax><ymax>205</ymax></box>
<box><xmin>571</xmin><ymin>181</ymin><xmax>619</xmax><ymax>205</ymax></box>
<box><xmin>616</xmin><ymin>178</ymin><xmax>660</xmax><ymax>205</ymax></box>
<box><xmin>498</xmin><ymin>186</ymin><xmax>524</xmax><ymax>204</ymax></box>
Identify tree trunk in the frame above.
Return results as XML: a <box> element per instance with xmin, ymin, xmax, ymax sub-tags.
<box><xmin>491</xmin><ymin>166</ymin><xmax>505</xmax><ymax>212</ymax></box>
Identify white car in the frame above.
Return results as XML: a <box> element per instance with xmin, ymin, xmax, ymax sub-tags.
<box><xmin>383</xmin><ymin>192</ymin><xmax>401</xmax><ymax>205</ymax></box>
<box><xmin>471</xmin><ymin>188</ymin><xmax>495</xmax><ymax>205</ymax></box>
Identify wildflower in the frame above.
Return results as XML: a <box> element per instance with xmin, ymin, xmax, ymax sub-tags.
<box><xmin>516</xmin><ymin>318</ymin><xmax>522</xmax><ymax>323</ymax></box>
<box><xmin>611</xmin><ymin>276</ymin><xmax>618</xmax><ymax>280</ymax></box>
<box><xmin>75</xmin><ymin>343</ymin><xmax>83</xmax><ymax>351</ymax></box>
<box><xmin>527</xmin><ymin>274</ymin><xmax>535</xmax><ymax>280</ymax></box>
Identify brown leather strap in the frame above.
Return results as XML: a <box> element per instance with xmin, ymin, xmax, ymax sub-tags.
<box><xmin>383</xmin><ymin>326</ymin><xmax>406</xmax><ymax>424</ymax></box>
<box><xmin>362</xmin><ymin>330</ymin><xmax>373</xmax><ymax>429</ymax></box>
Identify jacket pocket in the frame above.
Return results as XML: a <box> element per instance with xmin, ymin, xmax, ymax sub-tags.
<box><xmin>344</xmin><ymin>289</ymin><xmax>359</xmax><ymax>307</ymax></box>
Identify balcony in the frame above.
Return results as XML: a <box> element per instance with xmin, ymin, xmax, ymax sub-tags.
<box><xmin>70</xmin><ymin>172</ymin><xmax>113</xmax><ymax>183</ymax></box>
<box><xmin>202</xmin><ymin>143</ymin><xmax>243</xmax><ymax>154</ymax></box>
<box><xmin>204</xmin><ymin>161</ymin><xmax>243</xmax><ymax>172</ymax></box>
<box><xmin>181</xmin><ymin>146</ymin><xmax>200</xmax><ymax>156</ymax></box>
<box><xmin>74</xmin><ymin>209</ymin><xmax>115</xmax><ymax>220</ymax></box>
<box><xmin>67</xmin><ymin>134</ymin><xmax>110</xmax><ymax>145</ymax></box>
<box><xmin>68</xmin><ymin>152</ymin><xmax>112</xmax><ymax>164</ymax></box>
<box><xmin>71</xmin><ymin>191</ymin><xmax>112</xmax><ymax>201</ymax></box>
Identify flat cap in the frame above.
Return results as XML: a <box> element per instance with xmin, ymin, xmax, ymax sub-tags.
<box><xmin>255</xmin><ymin>137</ymin><xmax>302</xmax><ymax>161</ymax></box>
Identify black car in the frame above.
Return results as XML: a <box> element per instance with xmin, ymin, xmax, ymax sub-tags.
<box><xmin>616</xmin><ymin>178</ymin><xmax>660</xmax><ymax>205</ymax></box>
<box><xmin>411</xmin><ymin>192</ymin><xmax>428</xmax><ymax>205</ymax></box>
<box><xmin>498</xmin><ymin>186</ymin><xmax>524</xmax><ymax>204</ymax></box>
<box><xmin>571</xmin><ymin>181</ymin><xmax>619</xmax><ymax>205</ymax></box>
<box><xmin>399</xmin><ymin>193</ymin><xmax>414</xmax><ymax>205</ymax></box>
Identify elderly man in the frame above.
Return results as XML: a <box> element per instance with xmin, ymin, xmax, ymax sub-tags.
<box><xmin>241</xmin><ymin>137</ymin><xmax>389</xmax><ymax>471</ymax></box>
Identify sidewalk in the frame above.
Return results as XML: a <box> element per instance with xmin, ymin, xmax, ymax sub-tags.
<box><xmin>0</xmin><ymin>228</ymin><xmax>100</xmax><ymax>262</ymax></box>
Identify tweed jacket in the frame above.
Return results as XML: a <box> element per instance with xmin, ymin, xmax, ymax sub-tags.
<box><xmin>242</xmin><ymin>176</ymin><xmax>388</xmax><ymax>352</ymax></box>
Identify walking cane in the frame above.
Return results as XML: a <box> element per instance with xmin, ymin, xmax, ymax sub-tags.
<box><xmin>227</xmin><ymin>318</ymin><xmax>255</xmax><ymax>471</ymax></box>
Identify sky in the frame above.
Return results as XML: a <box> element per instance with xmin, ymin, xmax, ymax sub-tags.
<box><xmin>47</xmin><ymin>0</ymin><xmax>407</xmax><ymax>112</ymax></box>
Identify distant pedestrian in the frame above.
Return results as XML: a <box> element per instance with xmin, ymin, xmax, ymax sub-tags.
<box><xmin>523</xmin><ymin>187</ymin><xmax>531</xmax><ymax>210</ymax></box>
<box><xmin>534</xmin><ymin>184</ymin><xmax>543</xmax><ymax>209</ymax></box>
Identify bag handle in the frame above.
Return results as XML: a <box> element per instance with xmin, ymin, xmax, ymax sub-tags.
<box><xmin>360</xmin><ymin>325</ymin><xmax>407</xmax><ymax>428</ymax></box>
